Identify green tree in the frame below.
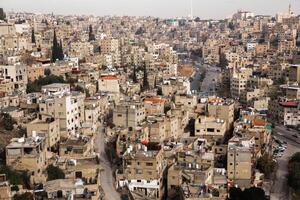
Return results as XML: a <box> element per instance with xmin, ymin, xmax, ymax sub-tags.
<box><xmin>31</xmin><ymin>28</ymin><xmax>36</xmax><ymax>44</ymax></box>
<box><xmin>142</xmin><ymin>64</ymin><xmax>149</xmax><ymax>91</ymax></box>
<box><xmin>26</xmin><ymin>75</ymin><xmax>65</xmax><ymax>93</ymax></box>
<box><xmin>256</xmin><ymin>153</ymin><xmax>276</xmax><ymax>178</ymax></box>
<box><xmin>0</xmin><ymin>165</ymin><xmax>22</xmax><ymax>185</ymax></box>
<box><xmin>88</xmin><ymin>24</ymin><xmax>95</xmax><ymax>41</ymax></box>
<box><xmin>46</xmin><ymin>165</ymin><xmax>65</xmax><ymax>181</ymax></box>
<box><xmin>228</xmin><ymin>187</ymin><xmax>267</xmax><ymax>200</ymax></box>
<box><xmin>14</xmin><ymin>192</ymin><xmax>34</xmax><ymax>200</ymax></box>
<box><xmin>288</xmin><ymin>152</ymin><xmax>300</xmax><ymax>196</ymax></box>
<box><xmin>58</xmin><ymin>39</ymin><xmax>64</xmax><ymax>60</ymax></box>
<box><xmin>51</xmin><ymin>29</ymin><xmax>59</xmax><ymax>62</ymax></box>
<box><xmin>1</xmin><ymin>113</ymin><xmax>16</xmax><ymax>131</ymax></box>
<box><xmin>0</xmin><ymin>8</ymin><xmax>5</xmax><ymax>21</ymax></box>
<box><xmin>219</xmin><ymin>53</ymin><xmax>228</xmax><ymax>69</ymax></box>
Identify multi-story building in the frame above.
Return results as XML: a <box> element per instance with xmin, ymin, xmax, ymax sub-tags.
<box><xmin>231</xmin><ymin>68</ymin><xmax>253</xmax><ymax>99</ymax></box>
<box><xmin>26</xmin><ymin>115</ymin><xmax>60</xmax><ymax>150</ymax></box>
<box><xmin>289</xmin><ymin>64</ymin><xmax>300</xmax><ymax>83</ymax></box>
<box><xmin>269</xmin><ymin>99</ymin><xmax>300</xmax><ymax>126</ymax></box>
<box><xmin>0</xmin><ymin>64</ymin><xmax>28</xmax><ymax>92</ymax></box>
<box><xmin>207</xmin><ymin>97</ymin><xmax>235</xmax><ymax>131</ymax></box>
<box><xmin>100</xmin><ymin>37</ymin><xmax>119</xmax><ymax>55</ymax></box>
<box><xmin>6</xmin><ymin>136</ymin><xmax>47</xmax><ymax>183</ymax></box>
<box><xmin>59</xmin><ymin>136</ymin><xmax>94</xmax><ymax>159</ymax></box>
<box><xmin>194</xmin><ymin>116</ymin><xmax>227</xmax><ymax>142</ymax></box>
<box><xmin>116</xmin><ymin>144</ymin><xmax>167</xmax><ymax>200</ymax></box>
<box><xmin>227</xmin><ymin>136</ymin><xmax>254</xmax><ymax>188</ymax></box>
<box><xmin>113</xmin><ymin>100</ymin><xmax>145</xmax><ymax>130</ymax></box>
<box><xmin>39</xmin><ymin>91</ymin><xmax>85</xmax><ymax>136</ymax></box>
<box><xmin>98</xmin><ymin>75</ymin><xmax>120</xmax><ymax>101</ymax></box>
<box><xmin>27</xmin><ymin>64</ymin><xmax>45</xmax><ymax>82</ymax></box>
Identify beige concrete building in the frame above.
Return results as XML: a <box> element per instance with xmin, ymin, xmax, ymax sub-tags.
<box><xmin>6</xmin><ymin>136</ymin><xmax>47</xmax><ymax>183</ymax></box>
<box><xmin>26</xmin><ymin>115</ymin><xmax>60</xmax><ymax>150</ymax></box>
<box><xmin>207</xmin><ymin>97</ymin><xmax>235</xmax><ymax>131</ymax></box>
<box><xmin>59</xmin><ymin>136</ymin><xmax>94</xmax><ymax>159</ymax></box>
<box><xmin>27</xmin><ymin>64</ymin><xmax>45</xmax><ymax>82</ymax></box>
<box><xmin>113</xmin><ymin>100</ymin><xmax>145</xmax><ymax>130</ymax></box>
<box><xmin>100</xmin><ymin>37</ymin><xmax>119</xmax><ymax>55</ymax></box>
<box><xmin>116</xmin><ymin>145</ymin><xmax>167</xmax><ymax>200</ymax></box>
<box><xmin>39</xmin><ymin>91</ymin><xmax>85</xmax><ymax>136</ymax></box>
<box><xmin>0</xmin><ymin>175</ymin><xmax>12</xmax><ymax>200</ymax></box>
<box><xmin>0</xmin><ymin>79</ymin><xmax>14</xmax><ymax>95</ymax></box>
<box><xmin>195</xmin><ymin>116</ymin><xmax>227</xmax><ymax>142</ymax></box>
<box><xmin>231</xmin><ymin>68</ymin><xmax>253</xmax><ymax>99</ymax></box>
<box><xmin>227</xmin><ymin>136</ymin><xmax>254</xmax><ymax>188</ymax></box>
<box><xmin>289</xmin><ymin>64</ymin><xmax>300</xmax><ymax>83</ymax></box>
<box><xmin>0</xmin><ymin>64</ymin><xmax>28</xmax><ymax>92</ymax></box>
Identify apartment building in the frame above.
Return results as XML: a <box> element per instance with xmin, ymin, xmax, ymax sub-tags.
<box><xmin>113</xmin><ymin>100</ymin><xmax>145</xmax><ymax>130</ymax></box>
<box><xmin>0</xmin><ymin>64</ymin><xmax>28</xmax><ymax>92</ymax></box>
<box><xmin>100</xmin><ymin>37</ymin><xmax>119</xmax><ymax>55</ymax></box>
<box><xmin>144</xmin><ymin>97</ymin><xmax>165</xmax><ymax>116</ymax></box>
<box><xmin>174</xmin><ymin>94</ymin><xmax>198</xmax><ymax>113</ymax></box>
<box><xmin>231</xmin><ymin>68</ymin><xmax>253</xmax><ymax>99</ymax></box>
<box><xmin>227</xmin><ymin>136</ymin><xmax>254</xmax><ymax>188</ymax></box>
<box><xmin>147</xmin><ymin>116</ymin><xmax>167</xmax><ymax>143</ymax></box>
<box><xmin>280</xmin><ymin>84</ymin><xmax>300</xmax><ymax>99</ymax></box>
<box><xmin>207</xmin><ymin>97</ymin><xmax>235</xmax><ymax>131</ymax></box>
<box><xmin>269</xmin><ymin>99</ymin><xmax>300</xmax><ymax>126</ymax></box>
<box><xmin>27</xmin><ymin>64</ymin><xmax>45</xmax><ymax>82</ymax></box>
<box><xmin>289</xmin><ymin>64</ymin><xmax>300</xmax><ymax>83</ymax></box>
<box><xmin>39</xmin><ymin>91</ymin><xmax>85</xmax><ymax>136</ymax></box>
<box><xmin>0</xmin><ymin>79</ymin><xmax>14</xmax><ymax>95</ymax></box>
<box><xmin>26</xmin><ymin>115</ymin><xmax>60</xmax><ymax>150</ymax></box>
<box><xmin>98</xmin><ymin>75</ymin><xmax>120</xmax><ymax>101</ymax></box>
<box><xmin>116</xmin><ymin>144</ymin><xmax>167</xmax><ymax>200</ymax></box>
<box><xmin>6</xmin><ymin>136</ymin><xmax>47</xmax><ymax>183</ymax></box>
<box><xmin>194</xmin><ymin>116</ymin><xmax>227</xmax><ymax>142</ymax></box>
<box><xmin>59</xmin><ymin>136</ymin><xmax>94</xmax><ymax>159</ymax></box>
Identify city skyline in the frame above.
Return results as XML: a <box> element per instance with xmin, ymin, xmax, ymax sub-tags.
<box><xmin>2</xmin><ymin>0</ymin><xmax>300</xmax><ymax>19</ymax></box>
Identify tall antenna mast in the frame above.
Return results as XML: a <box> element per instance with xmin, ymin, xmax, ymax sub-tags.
<box><xmin>190</xmin><ymin>0</ymin><xmax>193</xmax><ymax>19</ymax></box>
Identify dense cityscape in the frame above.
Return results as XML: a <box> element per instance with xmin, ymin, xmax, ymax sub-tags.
<box><xmin>0</xmin><ymin>2</ymin><xmax>299</xmax><ymax>200</ymax></box>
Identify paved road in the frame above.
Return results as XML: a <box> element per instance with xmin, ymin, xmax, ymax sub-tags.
<box><xmin>96</xmin><ymin>126</ymin><xmax>121</xmax><ymax>200</ymax></box>
<box><xmin>200</xmin><ymin>65</ymin><xmax>220</xmax><ymax>94</ymax></box>
<box><xmin>271</xmin><ymin>126</ymin><xmax>300</xmax><ymax>200</ymax></box>
<box><xmin>190</xmin><ymin>64</ymin><xmax>221</xmax><ymax>94</ymax></box>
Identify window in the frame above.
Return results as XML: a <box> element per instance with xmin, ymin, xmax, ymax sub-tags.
<box><xmin>207</xmin><ymin>128</ymin><xmax>214</xmax><ymax>132</ymax></box>
<box><xmin>146</xmin><ymin>162</ymin><xmax>153</xmax><ymax>166</ymax></box>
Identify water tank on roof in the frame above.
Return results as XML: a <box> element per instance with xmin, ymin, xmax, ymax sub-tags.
<box><xmin>32</xmin><ymin>131</ymin><xmax>36</xmax><ymax>138</ymax></box>
<box><xmin>18</xmin><ymin>137</ymin><xmax>25</xmax><ymax>143</ymax></box>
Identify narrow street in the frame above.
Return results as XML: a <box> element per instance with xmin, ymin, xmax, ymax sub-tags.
<box><xmin>200</xmin><ymin>65</ymin><xmax>221</xmax><ymax>94</ymax></box>
<box><xmin>271</xmin><ymin>127</ymin><xmax>300</xmax><ymax>200</ymax></box>
<box><xmin>95</xmin><ymin>125</ymin><xmax>121</xmax><ymax>200</ymax></box>
<box><xmin>190</xmin><ymin>63</ymin><xmax>221</xmax><ymax>94</ymax></box>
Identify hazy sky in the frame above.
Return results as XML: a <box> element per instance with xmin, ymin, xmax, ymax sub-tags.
<box><xmin>1</xmin><ymin>0</ymin><xmax>300</xmax><ymax>19</ymax></box>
